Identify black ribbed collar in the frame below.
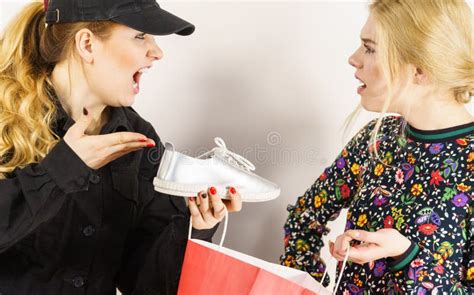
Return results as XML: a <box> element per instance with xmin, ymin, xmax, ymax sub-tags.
<box><xmin>406</xmin><ymin>121</ymin><xmax>474</xmax><ymax>143</ymax></box>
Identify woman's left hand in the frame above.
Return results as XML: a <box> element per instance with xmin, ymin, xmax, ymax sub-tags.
<box><xmin>188</xmin><ymin>186</ymin><xmax>242</xmax><ymax>230</ymax></box>
<box><xmin>329</xmin><ymin>228</ymin><xmax>411</xmax><ymax>265</ymax></box>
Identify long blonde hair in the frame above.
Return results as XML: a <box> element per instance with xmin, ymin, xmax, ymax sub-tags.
<box><xmin>0</xmin><ymin>2</ymin><xmax>116</xmax><ymax>179</ymax></box>
<box><xmin>347</xmin><ymin>0</ymin><xmax>473</xmax><ymax>159</ymax></box>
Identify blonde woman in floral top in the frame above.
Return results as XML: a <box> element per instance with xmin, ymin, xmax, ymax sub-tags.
<box><xmin>280</xmin><ymin>1</ymin><xmax>473</xmax><ymax>294</ymax></box>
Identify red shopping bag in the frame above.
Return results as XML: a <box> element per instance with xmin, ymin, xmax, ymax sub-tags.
<box><xmin>177</xmin><ymin>238</ymin><xmax>330</xmax><ymax>295</ymax></box>
<box><xmin>177</xmin><ymin>210</ymin><xmax>333</xmax><ymax>295</ymax></box>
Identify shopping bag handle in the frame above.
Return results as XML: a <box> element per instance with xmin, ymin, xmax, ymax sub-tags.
<box><xmin>317</xmin><ymin>246</ymin><xmax>350</xmax><ymax>295</ymax></box>
<box><xmin>188</xmin><ymin>207</ymin><xmax>229</xmax><ymax>248</ymax></box>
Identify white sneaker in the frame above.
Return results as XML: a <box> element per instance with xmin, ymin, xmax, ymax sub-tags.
<box><xmin>153</xmin><ymin>137</ymin><xmax>280</xmax><ymax>202</ymax></box>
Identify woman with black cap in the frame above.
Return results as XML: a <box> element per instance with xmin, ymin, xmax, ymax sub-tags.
<box><xmin>0</xmin><ymin>0</ymin><xmax>242</xmax><ymax>294</ymax></box>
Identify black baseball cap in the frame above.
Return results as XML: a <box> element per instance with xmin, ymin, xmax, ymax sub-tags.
<box><xmin>44</xmin><ymin>0</ymin><xmax>195</xmax><ymax>36</ymax></box>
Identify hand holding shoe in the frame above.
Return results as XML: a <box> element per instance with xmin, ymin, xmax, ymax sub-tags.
<box><xmin>188</xmin><ymin>186</ymin><xmax>242</xmax><ymax>230</ymax></box>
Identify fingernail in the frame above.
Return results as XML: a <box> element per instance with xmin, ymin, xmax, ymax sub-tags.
<box><xmin>209</xmin><ymin>187</ymin><xmax>217</xmax><ymax>195</ymax></box>
<box><xmin>83</xmin><ymin>107</ymin><xmax>88</xmax><ymax>116</ymax></box>
<box><xmin>147</xmin><ymin>143</ymin><xmax>155</xmax><ymax>148</ymax></box>
<box><xmin>201</xmin><ymin>193</ymin><xmax>207</xmax><ymax>199</ymax></box>
<box><xmin>188</xmin><ymin>197</ymin><xmax>194</xmax><ymax>202</ymax></box>
<box><xmin>229</xmin><ymin>187</ymin><xmax>236</xmax><ymax>194</ymax></box>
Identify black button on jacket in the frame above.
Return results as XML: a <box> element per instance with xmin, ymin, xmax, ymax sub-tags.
<box><xmin>0</xmin><ymin>96</ymin><xmax>217</xmax><ymax>295</ymax></box>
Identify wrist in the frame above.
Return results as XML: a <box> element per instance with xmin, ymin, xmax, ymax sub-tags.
<box><xmin>387</xmin><ymin>240</ymin><xmax>420</xmax><ymax>271</ymax></box>
<box><xmin>392</xmin><ymin>237</ymin><xmax>412</xmax><ymax>259</ymax></box>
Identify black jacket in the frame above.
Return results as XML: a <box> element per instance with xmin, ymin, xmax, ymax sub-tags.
<box><xmin>0</xmin><ymin>94</ymin><xmax>217</xmax><ymax>295</ymax></box>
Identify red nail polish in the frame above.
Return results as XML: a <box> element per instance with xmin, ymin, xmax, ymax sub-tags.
<box><xmin>229</xmin><ymin>187</ymin><xmax>236</xmax><ymax>194</ymax></box>
<box><xmin>188</xmin><ymin>197</ymin><xmax>194</xmax><ymax>202</ymax></box>
<box><xmin>209</xmin><ymin>187</ymin><xmax>217</xmax><ymax>195</ymax></box>
<box><xmin>147</xmin><ymin>143</ymin><xmax>155</xmax><ymax>148</ymax></box>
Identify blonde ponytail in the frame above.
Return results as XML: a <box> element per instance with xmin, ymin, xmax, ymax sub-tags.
<box><xmin>0</xmin><ymin>2</ymin><xmax>116</xmax><ymax>179</ymax></box>
<box><xmin>0</xmin><ymin>2</ymin><xmax>58</xmax><ymax>179</ymax></box>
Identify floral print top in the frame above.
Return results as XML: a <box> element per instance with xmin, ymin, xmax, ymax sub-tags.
<box><xmin>280</xmin><ymin>116</ymin><xmax>473</xmax><ymax>294</ymax></box>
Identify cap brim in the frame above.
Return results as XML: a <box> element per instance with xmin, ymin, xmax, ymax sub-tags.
<box><xmin>112</xmin><ymin>6</ymin><xmax>195</xmax><ymax>36</ymax></box>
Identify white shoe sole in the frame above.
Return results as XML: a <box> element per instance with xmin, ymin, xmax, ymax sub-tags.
<box><xmin>153</xmin><ymin>178</ymin><xmax>280</xmax><ymax>203</ymax></box>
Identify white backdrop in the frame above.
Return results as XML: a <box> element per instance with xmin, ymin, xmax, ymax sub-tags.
<box><xmin>1</xmin><ymin>1</ymin><xmax>473</xmax><ymax>292</ymax></box>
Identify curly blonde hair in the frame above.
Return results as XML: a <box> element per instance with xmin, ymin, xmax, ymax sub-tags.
<box><xmin>0</xmin><ymin>2</ymin><xmax>116</xmax><ymax>179</ymax></box>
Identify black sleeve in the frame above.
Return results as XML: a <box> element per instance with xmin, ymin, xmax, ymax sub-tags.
<box><xmin>0</xmin><ymin>139</ymin><xmax>91</xmax><ymax>253</ymax></box>
<box><xmin>116</xmin><ymin>124</ymin><xmax>218</xmax><ymax>295</ymax></box>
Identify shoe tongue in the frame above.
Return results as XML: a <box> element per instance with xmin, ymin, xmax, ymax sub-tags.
<box><xmin>205</xmin><ymin>147</ymin><xmax>253</xmax><ymax>171</ymax></box>
<box><xmin>222</xmin><ymin>153</ymin><xmax>250</xmax><ymax>171</ymax></box>
<box><xmin>215</xmin><ymin>149</ymin><xmax>227</xmax><ymax>157</ymax></box>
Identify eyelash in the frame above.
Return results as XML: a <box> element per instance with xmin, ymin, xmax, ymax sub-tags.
<box><xmin>135</xmin><ymin>33</ymin><xmax>146</xmax><ymax>40</ymax></box>
<box><xmin>364</xmin><ymin>44</ymin><xmax>375</xmax><ymax>55</ymax></box>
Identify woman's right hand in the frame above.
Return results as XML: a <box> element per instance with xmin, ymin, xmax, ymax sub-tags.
<box><xmin>329</xmin><ymin>228</ymin><xmax>412</xmax><ymax>265</ymax></box>
<box><xmin>63</xmin><ymin>108</ymin><xmax>155</xmax><ymax>170</ymax></box>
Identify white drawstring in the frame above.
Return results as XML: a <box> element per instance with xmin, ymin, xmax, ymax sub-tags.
<box><xmin>189</xmin><ymin>206</ymin><xmax>229</xmax><ymax>248</ymax></box>
<box><xmin>198</xmin><ymin>137</ymin><xmax>256</xmax><ymax>172</ymax></box>
<box><xmin>318</xmin><ymin>247</ymin><xmax>351</xmax><ymax>295</ymax></box>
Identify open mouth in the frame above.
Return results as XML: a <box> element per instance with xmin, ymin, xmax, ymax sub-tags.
<box><xmin>356</xmin><ymin>75</ymin><xmax>367</xmax><ymax>94</ymax></box>
<box><xmin>132</xmin><ymin>67</ymin><xmax>151</xmax><ymax>94</ymax></box>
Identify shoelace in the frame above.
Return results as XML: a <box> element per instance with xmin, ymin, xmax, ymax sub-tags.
<box><xmin>198</xmin><ymin>137</ymin><xmax>256</xmax><ymax>172</ymax></box>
